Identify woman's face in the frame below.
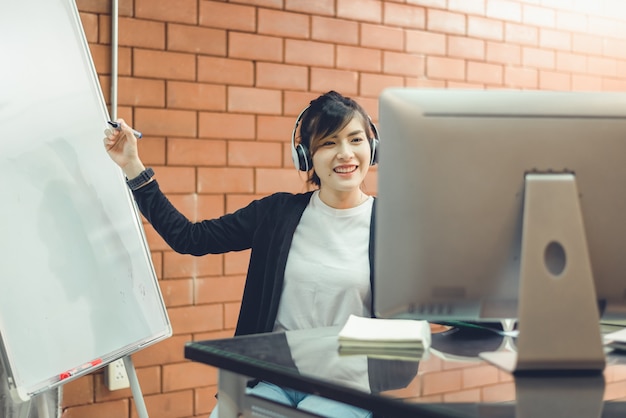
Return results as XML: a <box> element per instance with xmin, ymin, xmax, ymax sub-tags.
<box><xmin>312</xmin><ymin>117</ymin><xmax>371</xmax><ymax>197</ymax></box>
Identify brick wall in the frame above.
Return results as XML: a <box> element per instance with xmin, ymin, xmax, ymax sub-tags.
<box><xmin>62</xmin><ymin>0</ymin><xmax>626</xmax><ymax>417</ymax></box>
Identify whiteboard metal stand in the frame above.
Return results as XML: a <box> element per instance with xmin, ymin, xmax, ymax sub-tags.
<box><xmin>123</xmin><ymin>356</ymin><xmax>149</xmax><ymax>418</ymax></box>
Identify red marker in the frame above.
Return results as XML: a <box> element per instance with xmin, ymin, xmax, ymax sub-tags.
<box><xmin>59</xmin><ymin>358</ymin><xmax>103</xmax><ymax>380</ymax></box>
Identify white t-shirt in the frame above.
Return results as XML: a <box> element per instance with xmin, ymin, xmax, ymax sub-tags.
<box><xmin>274</xmin><ymin>190</ymin><xmax>373</xmax><ymax>332</ymax></box>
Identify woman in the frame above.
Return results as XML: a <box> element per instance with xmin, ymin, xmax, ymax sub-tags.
<box><xmin>104</xmin><ymin>91</ymin><xmax>379</xmax><ymax>418</ymax></box>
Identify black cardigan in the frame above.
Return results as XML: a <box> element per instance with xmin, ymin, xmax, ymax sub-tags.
<box><xmin>132</xmin><ymin>180</ymin><xmax>377</xmax><ymax>336</ymax></box>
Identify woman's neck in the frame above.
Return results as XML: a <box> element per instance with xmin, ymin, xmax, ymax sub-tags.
<box><xmin>318</xmin><ymin>188</ymin><xmax>367</xmax><ymax>209</ymax></box>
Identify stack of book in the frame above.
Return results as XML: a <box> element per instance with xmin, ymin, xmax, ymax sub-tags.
<box><xmin>337</xmin><ymin>315</ymin><xmax>431</xmax><ymax>361</ymax></box>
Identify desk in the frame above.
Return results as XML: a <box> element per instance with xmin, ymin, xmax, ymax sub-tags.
<box><xmin>185</xmin><ymin>326</ymin><xmax>626</xmax><ymax>418</ymax></box>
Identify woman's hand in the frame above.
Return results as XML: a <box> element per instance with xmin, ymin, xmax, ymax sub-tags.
<box><xmin>103</xmin><ymin>119</ymin><xmax>146</xmax><ymax>179</ymax></box>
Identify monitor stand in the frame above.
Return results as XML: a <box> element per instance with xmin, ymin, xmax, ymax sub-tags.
<box><xmin>480</xmin><ymin>173</ymin><xmax>606</xmax><ymax>374</ymax></box>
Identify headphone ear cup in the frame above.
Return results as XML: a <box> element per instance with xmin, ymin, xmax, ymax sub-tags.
<box><xmin>293</xmin><ymin>143</ymin><xmax>312</xmax><ymax>171</ymax></box>
<box><xmin>370</xmin><ymin>138</ymin><xmax>379</xmax><ymax>165</ymax></box>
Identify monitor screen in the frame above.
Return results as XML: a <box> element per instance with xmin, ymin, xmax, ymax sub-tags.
<box><xmin>374</xmin><ymin>88</ymin><xmax>626</xmax><ymax>373</ymax></box>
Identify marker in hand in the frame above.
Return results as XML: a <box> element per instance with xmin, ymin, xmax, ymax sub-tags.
<box><xmin>108</xmin><ymin>121</ymin><xmax>143</xmax><ymax>139</ymax></box>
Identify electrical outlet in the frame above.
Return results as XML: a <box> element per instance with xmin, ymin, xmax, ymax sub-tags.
<box><xmin>105</xmin><ymin>359</ymin><xmax>130</xmax><ymax>391</ymax></box>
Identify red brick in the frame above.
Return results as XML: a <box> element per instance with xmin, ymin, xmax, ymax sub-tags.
<box><xmin>198</xmin><ymin>56</ymin><xmax>254</xmax><ymax>86</ymax></box>
<box><xmin>405</xmin><ymin>30</ymin><xmax>446</xmax><ymax>55</ymax></box>
<box><xmin>258</xmin><ymin>8</ymin><xmax>310</xmax><ymax>38</ymax></box>
<box><xmin>556</xmin><ymin>10</ymin><xmax>588</xmax><ymax>33</ymax></box>
<box><xmin>118</xmin><ymin>18</ymin><xmax>165</xmax><ymax>49</ymax></box>
<box><xmin>168</xmin><ymin>138</ymin><xmax>227</xmax><ymax>166</ymax></box>
<box><xmin>523</xmin><ymin>4</ymin><xmax>556</xmax><ymax>28</ymax></box>
<box><xmin>423</xmin><ymin>369</ymin><xmax>463</xmax><ymax>395</ymax></box>
<box><xmin>256</xmin><ymin>62</ymin><xmax>309</xmax><ymax>91</ymax></box>
<box><xmin>427</xmin><ymin>9</ymin><xmax>466</xmax><ymax>35</ymax></box>
<box><xmin>556</xmin><ymin>51</ymin><xmax>587</xmax><ymax>73</ymax></box>
<box><xmin>383</xmin><ymin>51</ymin><xmax>426</xmax><ymax>77</ymax></box>
<box><xmin>135</xmin><ymin>108</ymin><xmax>197</xmax><ymax>137</ymax></box>
<box><xmin>228</xmin><ymin>87</ymin><xmax>282</xmax><ymax>115</ymax></box>
<box><xmin>337</xmin><ymin>45</ymin><xmax>382</xmax><ymax>72</ymax></box>
<box><xmin>285</xmin><ymin>0</ymin><xmax>335</xmax><ymax>16</ymax></box>
<box><xmin>467</xmin><ymin>61</ymin><xmax>503</xmax><ymax>85</ymax></box>
<box><xmin>468</xmin><ymin>16</ymin><xmax>504</xmax><ymax>41</ymax></box>
<box><xmin>79</xmin><ymin>12</ymin><xmax>99</xmax><ymax>43</ymax></box>
<box><xmin>199</xmin><ymin>112</ymin><xmax>256</xmax><ymax>140</ymax></box>
<box><xmin>199</xmin><ymin>1</ymin><xmax>256</xmax><ymax>31</ymax></box>
<box><xmin>136</xmin><ymin>136</ymin><xmax>166</xmax><ymax>166</ymax></box>
<box><xmin>539</xmin><ymin>70</ymin><xmax>571</xmax><ymax>90</ymax></box>
<box><xmin>361</xmin><ymin>24</ymin><xmax>404</xmax><ymax>51</ymax></box>
<box><xmin>603</xmin><ymin>38</ymin><xmax>626</xmax><ymax>60</ymax></box>
<box><xmin>196</xmin><ymin>276</ymin><xmax>246</xmax><ymax>304</ymax></box>
<box><xmin>360</xmin><ymin>73</ymin><xmax>405</xmax><ymax>98</ymax></box>
<box><xmin>285</xmin><ymin>39</ymin><xmax>335</xmax><ymax>67</ymax></box>
<box><xmin>310</xmin><ymin>68</ymin><xmax>359</xmax><ymax>95</ymax></box>
<box><xmin>168</xmin><ymin>304</ymin><xmax>224</xmax><ymax>334</ymax></box>
<box><xmin>284</xmin><ymin>91</ymin><xmax>321</xmax><ymax>116</ymax></box>
<box><xmin>312</xmin><ymin>16</ymin><xmax>359</xmax><ymax>45</ymax></box>
<box><xmin>504</xmin><ymin>66</ymin><xmax>538</xmax><ymax>89</ymax></box>
<box><xmin>228</xmin><ymin>32</ymin><xmax>283</xmax><ymax>62</ymax></box>
<box><xmin>487</xmin><ymin>41</ymin><xmax>521</xmax><ymax>65</ymax></box>
<box><xmin>383</xmin><ymin>2</ymin><xmax>426</xmax><ymax>29</ymax></box>
<box><xmin>486</xmin><ymin>0</ymin><xmax>522</xmax><ymax>23</ymax></box>
<box><xmin>135</xmin><ymin>0</ymin><xmax>197</xmax><ymax>24</ymax></box>
<box><xmin>448</xmin><ymin>36</ymin><xmax>485</xmax><ymax>60</ymax></box>
<box><xmin>337</xmin><ymin>0</ymin><xmax>382</xmax><ymax>24</ymax></box>
<box><xmin>117</xmin><ymin>77</ymin><xmax>165</xmax><ymax>107</ymax></box>
<box><xmin>97</xmin><ymin>14</ymin><xmax>111</xmax><ymax>44</ymax></box>
<box><xmin>133</xmin><ymin>49</ymin><xmax>196</xmax><ymax>81</ymax></box>
<box><xmin>256</xmin><ymin>168</ymin><xmax>310</xmax><ymax>194</ymax></box>
<box><xmin>571</xmin><ymin>74</ymin><xmax>602</xmax><ymax>91</ymax></box>
<box><xmin>228</xmin><ymin>141</ymin><xmax>283</xmax><ymax>167</ymax></box>
<box><xmin>587</xmin><ymin>56</ymin><xmax>618</xmax><ymax>77</ymax></box>
<box><xmin>258</xmin><ymin>116</ymin><xmax>298</xmax><ymax>141</ymax></box>
<box><xmin>155</xmin><ymin>166</ymin><xmax>197</xmax><ymax>193</ymax></box>
<box><xmin>406</xmin><ymin>0</ymin><xmax>446</xmax><ymax>7</ymax></box>
<box><xmin>163</xmin><ymin>362</ymin><xmax>216</xmax><ymax>391</ymax></box>
<box><xmin>447</xmin><ymin>0</ymin><xmax>485</xmax><ymax>16</ymax></box>
<box><xmin>160</xmin><ymin>278</ymin><xmax>193</xmax><ymax>306</ymax></box>
<box><xmin>603</xmin><ymin>78</ymin><xmax>626</xmax><ymax>92</ymax></box>
<box><xmin>539</xmin><ymin>28</ymin><xmax>571</xmax><ymax>51</ymax></box>
<box><xmin>167</xmin><ymin>82</ymin><xmax>226</xmax><ymax>111</ymax></box>
<box><xmin>482</xmin><ymin>381</ymin><xmax>515</xmax><ymax>402</ymax></box>
<box><xmin>572</xmin><ymin>33</ymin><xmax>603</xmax><ymax>55</ymax></box>
<box><xmin>427</xmin><ymin>56</ymin><xmax>466</xmax><ymax>81</ymax></box>
<box><xmin>197</xmin><ymin>167</ymin><xmax>255</xmax><ymax>193</ymax></box>
<box><xmin>522</xmin><ymin>47</ymin><xmax>555</xmax><ymax>69</ymax></box>
<box><xmin>505</xmin><ymin>22</ymin><xmax>538</xmax><ymax>46</ymax></box>
<box><xmin>167</xmin><ymin>24</ymin><xmax>227</xmax><ymax>56</ymax></box>
<box><xmin>62</xmin><ymin>374</ymin><xmax>95</xmax><ymax>407</ymax></box>
<box><xmin>76</xmin><ymin>0</ymin><xmax>110</xmax><ymax>14</ymax></box>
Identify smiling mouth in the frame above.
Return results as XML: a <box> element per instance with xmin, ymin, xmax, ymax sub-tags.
<box><xmin>334</xmin><ymin>166</ymin><xmax>358</xmax><ymax>174</ymax></box>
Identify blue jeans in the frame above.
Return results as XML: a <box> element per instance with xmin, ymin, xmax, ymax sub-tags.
<box><xmin>209</xmin><ymin>381</ymin><xmax>372</xmax><ymax>418</ymax></box>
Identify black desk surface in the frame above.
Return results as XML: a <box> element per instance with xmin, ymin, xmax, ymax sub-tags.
<box><xmin>185</xmin><ymin>325</ymin><xmax>626</xmax><ymax>418</ymax></box>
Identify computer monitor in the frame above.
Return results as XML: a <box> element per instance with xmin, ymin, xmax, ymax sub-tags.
<box><xmin>374</xmin><ymin>88</ymin><xmax>626</xmax><ymax>374</ymax></box>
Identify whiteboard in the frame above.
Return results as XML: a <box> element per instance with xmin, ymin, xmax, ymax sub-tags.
<box><xmin>0</xmin><ymin>0</ymin><xmax>171</xmax><ymax>401</ymax></box>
